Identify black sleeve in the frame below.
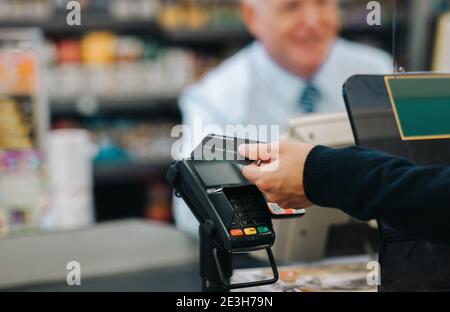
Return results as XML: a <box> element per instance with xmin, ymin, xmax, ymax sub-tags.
<box><xmin>303</xmin><ymin>145</ymin><xmax>450</xmax><ymax>244</ymax></box>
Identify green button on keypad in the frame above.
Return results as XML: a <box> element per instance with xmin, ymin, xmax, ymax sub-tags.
<box><xmin>257</xmin><ymin>226</ymin><xmax>270</xmax><ymax>234</ymax></box>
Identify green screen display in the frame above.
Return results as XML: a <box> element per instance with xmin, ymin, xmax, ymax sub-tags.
<box><xmin>386</xmin><ymin>76</ymin><xmax>450</xmax><ymax>140</ymax></box>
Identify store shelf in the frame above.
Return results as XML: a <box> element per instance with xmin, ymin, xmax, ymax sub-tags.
<box><xmin>1</xmin><ymin>17</ymin><xmax>395</xmax><ymax>48</ymax></box>
<box><xmin>50</xmin><ymin>95</ymin><xmax>180</xmax><ymax>118</ymax></box>
<box><xmin>0</xmin><ymin>17</ymin><xmax>252</xmax><ymax>50</ymax></box>
<box><xmin>94</xmin><ymin>159</ymin><xmax>172</xmax><ymax>184</ymax></box>
<box><xmin>0</xmin><ymin>16</ymin><xmax>160</xmax><ymax>37</ymax></box>
<box><xmin>163</xmin><ymin>27</ymin><xmax>251</xmax><ymax>45</ymax></box>
<box><xmin>0</xmin><ymin>16</ymin><xmax>251</xmax><ymax>46</ymax></box>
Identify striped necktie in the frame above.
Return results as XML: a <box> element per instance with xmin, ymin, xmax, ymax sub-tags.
<box><xmin>300</xmin><ymin>83</ymin><xmax>320</xmax><ymax>113</ymax></box>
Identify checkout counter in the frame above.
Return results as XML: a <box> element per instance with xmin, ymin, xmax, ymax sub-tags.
<box><xmin>0</xmin><ymin>220</ymin><xmax>200</xmax><ymax>291</ymax></box>
<box><xmin>0</xmin><ymin>219</ymin><xmax>376</xmax><ymax>292</ymax></box>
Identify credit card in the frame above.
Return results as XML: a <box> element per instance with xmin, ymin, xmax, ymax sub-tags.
<box><xmin>268</xmin><ymin>203</ymin><xmax>306</xmax><ymax>219</ymax></box>
<box><xmin>190</xmin><ymin>134</ymin><xmax>262</xmax><ymax>164</ymax></box>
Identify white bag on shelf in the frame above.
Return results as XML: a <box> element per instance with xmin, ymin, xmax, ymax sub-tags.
<box><xmin>44</xmin><ymin>129</ymin><xmax>96</xmax><ymax>230</ymax></box>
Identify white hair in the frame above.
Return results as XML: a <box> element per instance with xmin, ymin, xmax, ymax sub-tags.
<box><xmin>242</xmin><ymin>0</ymin><xmax>266</xmax><ymax>8</ymax></box>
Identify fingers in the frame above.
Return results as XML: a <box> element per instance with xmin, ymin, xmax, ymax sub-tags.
<box><xmin>238</xmin><ymin>142</ymin><xmax>279</xmax><ymax>161</ymax></box>
<box><xmin>277</xmin><ymin>199</ymin><xmax>312</xmax><ymax>210</ymax></box>
<box><xmin>272</xmin><ymin>195</ymin><xmax>313</xmax><ymax>210</ymax></box>
<box><xmin>241</xmin><ymin>164</ymin><xmax>262</xmax><ymax>184</ymax></box>
<box><xmin>241</xmin><ymin>158</ymin><xmax>278</xmax><ymax>186</ymax></box>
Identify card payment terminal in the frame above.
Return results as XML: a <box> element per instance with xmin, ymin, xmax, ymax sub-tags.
<box><xmin>167</xmin><ymin>135</ymin><xmax>305</xmax><ymax>291</ymax></box>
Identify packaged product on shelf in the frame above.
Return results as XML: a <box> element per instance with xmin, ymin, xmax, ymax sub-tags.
<box><xmin>117</xmin><ymin>62</ymin><xmax>144</xmax><ymax>97</ymax></box>
<box><xmin>0</xmin><ymin>50</ymin><xmax>37</xmax><ymax>95</ymax></box>
<box><xmin>54</xmin><ymin>64</ymin><xmax>84</xmax><ymax>99</ymax></box>
<box><xmin>43</xmin><ymin>129</ymin><xmax>95</xmax><ymax>230</ymax></box>
<box><xmin>142</xmin><ymin>60</ymin><xmax>164</xmax><ymax>96</ymax></box>
<box><xmin>0</xmin><ymin>0</ymin><xmax>53</xmax><ymax>21</ymax></box>
<box><xmin>161</xmin><ymin>48</ymin><xmax>195</xmax><ymax>92</ymax></box>
<box><xmin>145</xmin><ymin>182</ymin><xmax>172</xmax><ymax>223</ymax></box>
<box><xmin>57</xmin><ymin>39</ymin><xmax>82</xmax><ymax>65</ymax></box>
<box><xmin>85</xmin><ymin>63</ymin><xmax>116</xmax><ymax>99</ymax></box>
<box><xmin>81</xmin><ymin>31</ymin><xmax>117</xmax><ymax>65</ymax></box>
<box><xmin>0</xmin><ymin>150</ymin><xmax>45</xmax><ymax>233</ymax></box>
<box><xmin>115</xmin><ymin>36</ymin><xmax>144</xmax><ymax>63</ymax></box>
<box><xmin>158</xmin><ymin>0</ymin><xmax>187</xmax><ymax>30</ymax></box>
<box><xmin>186</xmin><ymin>0</ymin><xmax>209</xmax><ymax>30</ymax></box>
<box><xmin>0</xmin><ymin>97</ymin><xmax>33</xmax><ymax>149</ymax></box>
<box><xmin>209</xmin><ymin>0</ymin><xmax>242</xmax><ymax>29</ymax></box>
<box><xmin>109</xmin><ymin>0</ymin><xmax>161</xmax><ymax>21</ymax></box>
<box><xmin>133</xmin><ymin>62</ymin><xmax>149</xmax><ymax>98</ymax></box>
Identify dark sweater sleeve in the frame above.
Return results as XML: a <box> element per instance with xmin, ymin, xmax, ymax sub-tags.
<box><xmin>303</xmin><ymin>145</ymin><xmax>450</xmax><ymax>244</ymax></box>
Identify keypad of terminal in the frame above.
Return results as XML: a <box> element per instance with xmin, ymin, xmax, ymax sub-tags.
<box><xmin>223</xmin><ymin>187</ymin><xmax>272</xmax><ymax>238</ymax></box>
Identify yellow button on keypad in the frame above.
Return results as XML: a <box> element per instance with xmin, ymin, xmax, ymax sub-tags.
<box><xmin>244</xmin><ymin>227</ymin><xmax>257</xmax><ymax>235</ymax></box>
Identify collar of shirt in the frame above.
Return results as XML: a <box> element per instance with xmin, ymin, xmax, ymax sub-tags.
<box><xmin>251</xmin><ymin>40</ymin><xmax>340</xmax><ymax>105</ymax></box>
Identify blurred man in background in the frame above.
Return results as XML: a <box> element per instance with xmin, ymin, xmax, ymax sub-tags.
<box><xmin>174</xmin><ymin>0</ymin><xmax>392</xmax><ymax>237</ymax></box>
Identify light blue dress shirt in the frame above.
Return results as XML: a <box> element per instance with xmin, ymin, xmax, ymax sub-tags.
<box><xmin>173</xmin><ymin>39</ymin><xmax>392</xmax><ymax>238</ymax></box>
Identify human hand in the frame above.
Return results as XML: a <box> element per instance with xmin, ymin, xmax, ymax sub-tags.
<box><xmin>238</xmin><ymin>141</ymin><xmax>315</xmax><ymax>209</ymax></box>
